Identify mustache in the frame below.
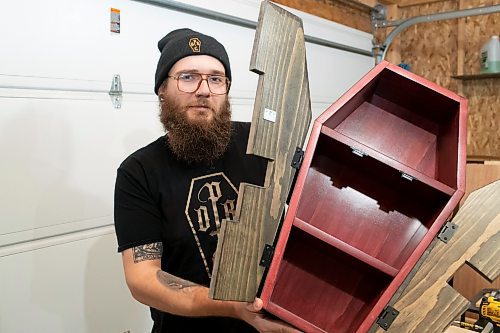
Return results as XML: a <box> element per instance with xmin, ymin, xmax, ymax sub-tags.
<box><xmin>185</xmin><ymin>99</ymin><xmax>214</xmax><ymax>109</ymax></box>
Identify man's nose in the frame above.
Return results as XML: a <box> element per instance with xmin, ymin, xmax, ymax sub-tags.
<box><xmin>195</xmin><ymin>78</ymin><xmax>211</xmax><ymax>97</ymax></box>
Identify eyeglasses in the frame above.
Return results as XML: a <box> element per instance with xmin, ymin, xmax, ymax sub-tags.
<box><xmin>167</xmin><ymin>72</ymin><xmax>231</xmax><ymax>95</ymax></box>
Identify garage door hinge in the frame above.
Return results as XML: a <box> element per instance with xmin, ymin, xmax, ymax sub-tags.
<box><xmin>109</xmin><ymin>74</ymin><xmax>123</xmax><ymax>109</ymax></box>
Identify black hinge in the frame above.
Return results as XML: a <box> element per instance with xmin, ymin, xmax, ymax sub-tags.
<box><xmin>437</xmin><ymin>221</ymin><xmax>458</xmax><ymax>243</ymax></box>
<box><xmin>259</xmin><ymin>244</ymin><xmax>274</xmax><ymax>268</ymax></box>
<box><xmin>291</xmin><ymin>147</ymin><xmax>304</xmax><ymax>170</ymax></box>
<box><xmin>377</xmin><ymin>306</ymin><xmax>399</xmax><ymax>330</ymax></box>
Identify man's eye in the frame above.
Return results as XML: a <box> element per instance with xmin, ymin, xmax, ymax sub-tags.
<box><xmin>178</xmin><ymin>73</ymin><xmax>198</xmax><ymax>81</ymax></box>
<box><xmin>208</xmin><ymin>76</ymin><xmax>224</xmax><ymax>84</ymax></box>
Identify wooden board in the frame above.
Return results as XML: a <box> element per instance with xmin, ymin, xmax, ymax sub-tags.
<box><xmin>369</xmin><ymin>180</ymin><xmax>500</xmax><ymax>333</ymax></box>
<box><xmin>452</xmin><ymin>162</ymin><xmax>500</xmax><ymax>302</ymax></box>
<box><xmin>209</xmin><ymin>0</ymin><xmax>312</xmax><ymax>301</ymax></box>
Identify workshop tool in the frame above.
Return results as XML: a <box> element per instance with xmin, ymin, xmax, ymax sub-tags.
<box><xmin>455</xmin><ymin>289</ymin><xmax>500</xmax><ymax>333</ymax></box>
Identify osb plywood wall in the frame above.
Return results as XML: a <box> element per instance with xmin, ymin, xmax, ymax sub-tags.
<box><xmin>278</xmin><ymin>0</ymin><xmax>499</xmax><ymax>159</ymax></box>
<box><xmin>460</xmin><ymin>0</ymin><xmax>499</xmax><ymax>159</ymax></box>
<box><xmin>395</xmin><ymin>0</ymin><xmax>499</xmax><ymax>159</ymax></box>
<box><xmin>397</xmin><ymin>1</ymin><xmax>459</xmax><ymax>92</ymax></box>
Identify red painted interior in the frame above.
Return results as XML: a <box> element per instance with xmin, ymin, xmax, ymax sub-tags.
<box><xmin>269</xmin><ymin>227</ymin><xmax>392</xmax><ymax>333</ymax></box>
<box><xmin>260</xmin><ymin>62</ymin><xmax>466</xmax><ymax>333</ymax></box>
<box><xmin>295</xmin><ymin>135</ymin><xmax>450</xmax><ymax>270</ymax></box>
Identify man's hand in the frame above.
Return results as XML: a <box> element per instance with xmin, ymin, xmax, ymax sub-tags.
<box><xmin>235</xmin><ymin>298</ymin><xmax>303</xmax><ymax>333</ymax></box>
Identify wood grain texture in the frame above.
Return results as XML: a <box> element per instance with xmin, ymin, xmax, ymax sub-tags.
<box><xmin>454</xmin><ymin>162</ymin><xmax>500</xmax><ymax>300</ymax></box>
<box><xmin>369</xmin><ymin>180</ymin><xmax>500</xmax><ymax>333</ymax></box>
<box><xmin>456</xmin><ymin>0</ymin><xmax>466</xmax><ymax>78</ymax></box>
<box><xmin>274</xmin><ymin>0</ymin><xmax>372</xmax><ymax>33</ymax></box>
<box><xmin>397</xmin><ymin>0</ymin><xmax>452</xmax><ymax>7</ymax></box>
<box><xmin>209</xmin><ymin>1</ymin><xmax>312</xmax><ymax>301</ymax></box>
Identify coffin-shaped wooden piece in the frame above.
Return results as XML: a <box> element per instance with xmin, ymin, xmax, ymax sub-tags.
<box><xmin>260</xmin><ymin>61</ymin><xmax>468</xmax><ymax>333</ymax></box>
<box><xmin>210</xmin><ymin>0</ymin><xmax>312</xmax><ymax>301</ymax></box>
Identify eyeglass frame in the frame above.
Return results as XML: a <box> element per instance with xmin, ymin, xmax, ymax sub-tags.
<box><xmin>167</xmin><ymin>72</ymin><xmax>231</xmax><ymax>95</ymax></box>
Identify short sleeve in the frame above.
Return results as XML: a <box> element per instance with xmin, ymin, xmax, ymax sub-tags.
<box><xmin>114</xmin><ymin>157</ymin><xmax>163</xmax><ymax>252</ymax></box>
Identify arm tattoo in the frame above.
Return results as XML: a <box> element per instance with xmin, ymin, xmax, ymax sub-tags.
<box><xmin>132</xmin><ymin>242</ymin><xmax>163</xmax><ymax>263</ymax></box>
<box><xmin>157</xmin><ymin>270</ymin><xmax>199</xmax><ymax>291</ymax></box>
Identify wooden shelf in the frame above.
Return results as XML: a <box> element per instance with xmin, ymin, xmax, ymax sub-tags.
<box><xmin>320</xmin><ymin>127</ymin><xmax>456</xmax><ymax>196</ymax></box>
<box><xmin>293</xmin><ymin>217</ymin><xmax>399</xmax><ymax>277</ymax></box>
<box><xmin>451</xmin><ymin>72</ymin><xmax>500</xmax><ymax>80</ymax></box>
<box><xmin>265</xmin><ymin>302</ymin><xmax>325</xmax><ymax>333</ymax></box>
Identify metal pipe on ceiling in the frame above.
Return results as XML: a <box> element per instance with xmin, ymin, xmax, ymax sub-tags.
<box><xmin>376</xmin><ymin>4</ymin><xmax>500</xmax><ymax>63</ymax></box>
<box><xmin>133</xmin><ymin>0</ymin><xmax>373</xmax><ymax>57</ymax></box>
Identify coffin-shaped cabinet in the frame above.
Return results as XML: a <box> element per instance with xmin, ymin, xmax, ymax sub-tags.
<box><xmin>260</xmin><ymin>61</ymin><xmax>467</xmax><ymax>333</ymax></box>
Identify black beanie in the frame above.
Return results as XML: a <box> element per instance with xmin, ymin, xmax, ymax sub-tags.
<box><xmin>154</xmin><ymin>28</ymin><xmax>232</xmax><ymax>95</ymax></box>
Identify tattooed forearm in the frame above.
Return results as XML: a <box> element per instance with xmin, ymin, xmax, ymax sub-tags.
<box><xmin>132</xmin><ymin>242</ymin><xmax>163</xmax><ymax>263</ymax></box>
<box><xmin>157</xmin><ymin>270</ymin><xmax>199</xmax><ymax>291</ymax></box>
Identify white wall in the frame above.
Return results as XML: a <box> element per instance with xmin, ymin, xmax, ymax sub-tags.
<box><xmin>0</xmin><ymin>0</ymin><xmax>374</xmax><ymax>332</ymax></box>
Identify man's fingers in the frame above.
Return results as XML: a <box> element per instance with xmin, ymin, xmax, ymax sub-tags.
<box><xmin>253</xmin><ymin>297</ymin><xmax>264</xmax><ymax>311</ymax></box>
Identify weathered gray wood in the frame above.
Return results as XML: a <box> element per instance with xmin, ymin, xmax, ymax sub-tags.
<box><xmin>369</xmin><ymin>180</ymin><xmax>500</xmax><ymax>333</ymax></box>
<box><xmin>468</xmin><ymin>225</ymin><xmax>500</xmax><ymax>282</ymax></box>
<box><xmin>209</xmin><ymin>1</ymin><xmax>312</xmax><ymax>301</ymax></box>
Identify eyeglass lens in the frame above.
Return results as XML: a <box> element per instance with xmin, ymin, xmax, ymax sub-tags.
<box><xmin>177</xmin><ymin>73</ymin><xmax>229</xmax><ymax>95</ymax></box>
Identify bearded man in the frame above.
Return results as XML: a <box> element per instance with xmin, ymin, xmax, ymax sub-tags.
<box><xmin>114</xmin><ymin>29</ymin><xmax>300</xmax><ymax>333</ymax></box>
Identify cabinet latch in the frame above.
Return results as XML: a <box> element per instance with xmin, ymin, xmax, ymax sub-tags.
<box><xmin>259</xmin><ymin>244</ymin><xmax>275</xmax><ymax>268</ymax></box>
<box><xmin>291</xmin><ymin>147</ymin><xmax>304</xmax><ymax>170</ymax></box>
<box><xmin>437</xmin><ymin>220</ymin><xmax>458</xmax><ymax>243</ymax></box>
<box><xmin>400</xmin><ymin>172</ymin><xmax>414</xmax><ymax>181</ymax></box>
<box><xmin>377</xmin><ymin>305</ymin><xmax>399</xmax><ymax>330</ymax></box>
<box><xmin>351</xmin><ymin>147</ymin><xmax>365</xmax><ymax>157</ymax></box>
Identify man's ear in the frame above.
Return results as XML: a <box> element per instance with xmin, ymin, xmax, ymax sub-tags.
<box><xmin>158</xmin><ymin>82</ymin><xmax>167</xmax><ymax>101</ymax></box>
<box><xmin>158</xmin><ymin>80</ymin><xmax>168</xmax><ymax>95</ymax></box>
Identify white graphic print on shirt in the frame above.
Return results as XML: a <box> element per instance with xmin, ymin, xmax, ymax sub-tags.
<box><xmin>185</xmin><ymin>172</ymin><xmax>238</xmax><ymax>277</ymax></box>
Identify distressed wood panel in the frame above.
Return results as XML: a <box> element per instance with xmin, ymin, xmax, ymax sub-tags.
<box><xmin>369</xmin><ymin>180</ymin><xmax>500</xmax><ymax>333</ymax></box>
<box><xmin>209</xmin><ymin>0</ymin><xmax>312</xmax><ymax>301</ymax></box>
<box><xmin>454</xmin><ymin>162</ymin><xmax>500</xmax><ymax>300</ymax></box>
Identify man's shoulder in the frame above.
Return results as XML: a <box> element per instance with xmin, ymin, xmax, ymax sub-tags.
<box><xmin>119</xmin><ymin>136</ymin><xmax>167</xmax><ymax>170</ymax></box>
<box><xmin>231</xmin><ymin>121</ymin><xmax>251</xmax><ymax>139</ymax></box>
<box><xmin>232</xmin><ymin>121</ymin><xmax>250</xmax><ymax>129</ymax></box>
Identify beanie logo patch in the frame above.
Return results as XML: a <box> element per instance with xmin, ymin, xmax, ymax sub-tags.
<box><xmin>188</xmin><ymin>38</ymin><xmax>201</xmax><ymax>52</ymax></box>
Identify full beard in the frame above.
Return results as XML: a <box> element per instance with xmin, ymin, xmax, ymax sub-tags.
<box><xmin>159</xmin><ymin>95</ymin><xmax>232</xmax><ymax>166</ymax></box>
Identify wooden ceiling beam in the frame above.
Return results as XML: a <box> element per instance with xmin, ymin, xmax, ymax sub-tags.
<box><xmin>378</xmin><ymin>0</ymin><xmax>449</xmax><ymax>7</ymax></box>
<box><xmin>378</xmin><ymin>0</ymin><xmax>399</xmax><ymax>4</ymax></box>
<box><xmin>333</xmin><ymin>0</ymin><xmax>377</xmax><ymax>10</ymax></box>
<box><xmin>275</xmin><ymin>0</ymin><xmax>373</xmax><ymax>32</ymax></box>
<box><xmin>351</xmin><ymin>0</ymin><xmax>378</xmax><ymax>8</ymax></box>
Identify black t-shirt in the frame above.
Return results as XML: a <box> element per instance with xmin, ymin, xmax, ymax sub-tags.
<box><xmin>114</xmin><ymin>122</ymin><xmax>266</xmax><ymax>333</ymax></box>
